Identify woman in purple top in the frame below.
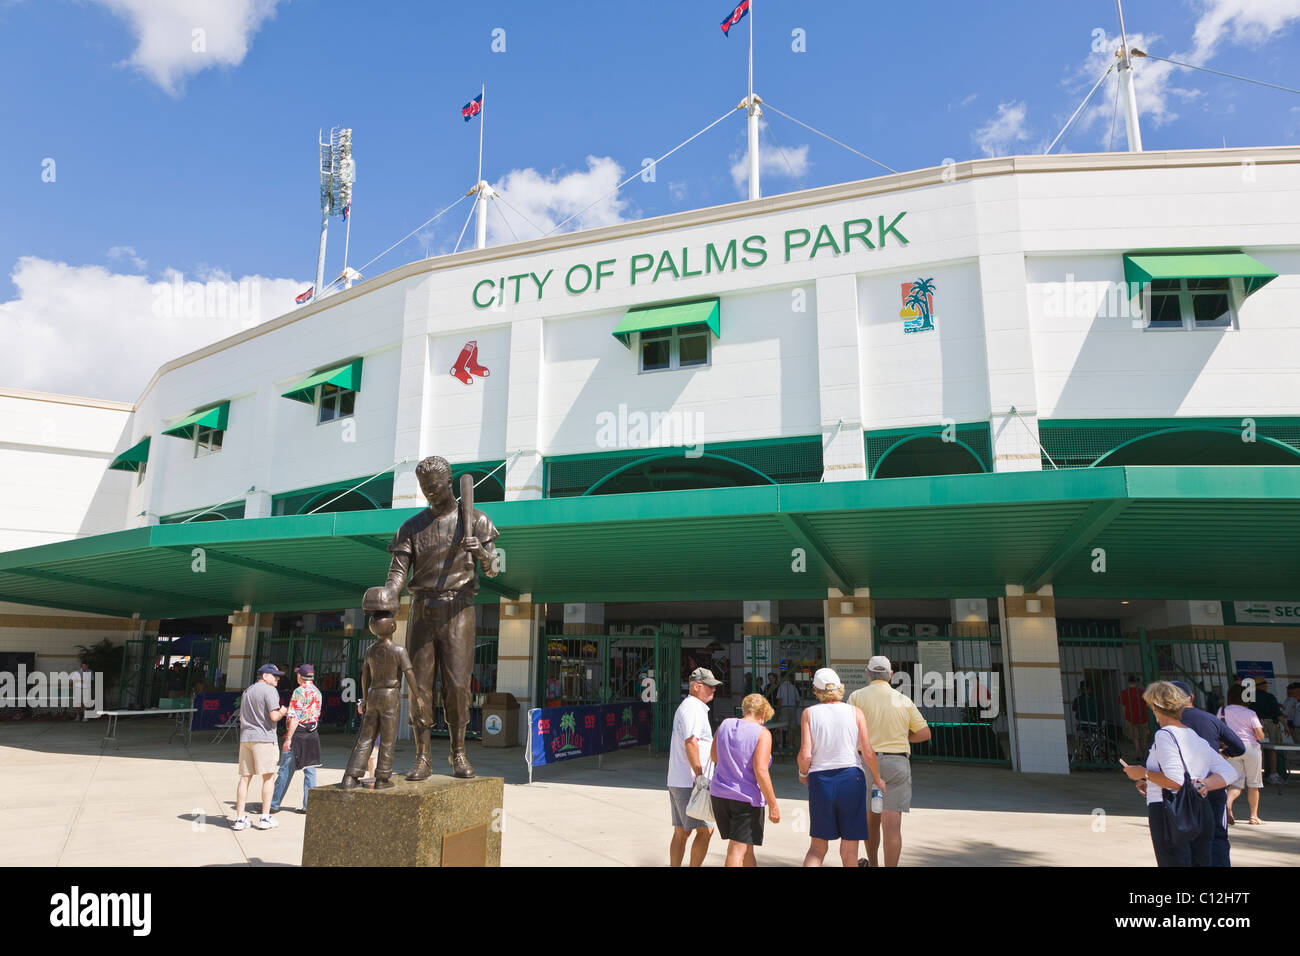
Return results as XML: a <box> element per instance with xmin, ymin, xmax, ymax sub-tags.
<box><xmin>709</xmin><ymin>693</ymin><xmax>781</xmax><ymax>867</ymax></box>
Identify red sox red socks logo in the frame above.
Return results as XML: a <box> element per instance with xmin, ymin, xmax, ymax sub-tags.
<box><xmin>450</xmin><ymin>340</ymin><xmax>489</xmax><ymax>385</ymax></box>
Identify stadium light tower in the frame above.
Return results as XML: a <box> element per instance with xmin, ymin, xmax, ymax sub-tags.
<box><xmin>316</xmin><ymin>127</ymin><xmax>356</xmax><ymax>298</ymax></box>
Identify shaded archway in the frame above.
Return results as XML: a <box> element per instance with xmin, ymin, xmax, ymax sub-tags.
<box><xmin>582</xmin><ymin>452</ymin><xmax>777</xmax><ymax>496</ymax></box>
<box><xmin>1092</xmin><ymin>428</ymin><xmax>1300</xmax><ymax>467</ymax></box>
<box><xmin>300</xmin><ymin>490</ymin><xmax>381</xmax><ymax>515</ymax></box>
<box><xmin>453</xmin><ymin>468</ymin><xmax>505</xmax><ymax>503</ymax></box>
<box><xmin>871</xmin><ymin>435</ymin><xmax>987</xmax><ymax>479</ymax></box>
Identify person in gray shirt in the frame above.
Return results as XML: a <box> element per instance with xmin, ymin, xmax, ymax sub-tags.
<box><xmin>234</xmin><ymin>664</ymin><xmax>288</xmax><ymax>831</ymax></box>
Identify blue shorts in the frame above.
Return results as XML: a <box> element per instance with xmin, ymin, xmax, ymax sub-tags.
<box><xmin>808</xmin><ymin>766</ymin><xmax>869</xmax><ymax>841</ymax></box>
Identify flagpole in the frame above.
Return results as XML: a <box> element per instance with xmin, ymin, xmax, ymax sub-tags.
<box><xmin>475</xmin><ymin>83</ymin><xmax>488</xmax><ymax>250</ymax></box>
<box><xmin>342</xmin><ymin>206</ymin><xmax>352</xmax><ymax>289</ymax></box>
<box><xmin>746</xmin><ymin>0</ymin><xmax>761</xmax><ymax>201</ymax></box>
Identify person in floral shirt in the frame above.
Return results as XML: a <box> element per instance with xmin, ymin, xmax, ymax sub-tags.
<box><xmin>270</xmin><ymin>664</ymin><xmax>324</xmax><ymax>813</ymax></box>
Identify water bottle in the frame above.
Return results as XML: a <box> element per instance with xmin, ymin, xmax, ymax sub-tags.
<box><xmin>871</xmin><ymin>785</ymin><xmax>883</xmax><ymax>814</ymax></box>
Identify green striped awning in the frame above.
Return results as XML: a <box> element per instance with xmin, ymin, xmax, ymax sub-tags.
<box><xmin>281</xmin><ymin>357</ymin><xmax>364</xmax><ymax>405</ymax></box>
<box><xmin>162</xmin><ymin>401</ymin><xmax>229</xmax><ymax>440</ymax></box>
<box><xmin>1123</xmin><ymin>252</ymin><xmax>1278</xmax><ymax>297</ymax></box>
<box><xmin>107</xmin><ymin>436</ymin><xmax>151</xmax><ymax>473</ymax></box>
<box><xmin>613</xmin><ymin>299</ymin><xmax>720</xmax><ymax>348</ymax></box>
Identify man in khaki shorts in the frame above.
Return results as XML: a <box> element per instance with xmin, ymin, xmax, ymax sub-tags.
<box><xmin>847</xmin><ymin>656</ymin><xmax>931</xmax><ymax>867</ymax></box>
<box><xmin>234</xmin><ymin>664</ymin><xmax>288</xmax><ymax>832</ymax></box>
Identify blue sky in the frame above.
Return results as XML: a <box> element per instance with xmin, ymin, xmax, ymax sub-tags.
<box><xmin>2</xmin><ymin>0</ymin><xmax>1299</xmax><ymax>399</ymax></box>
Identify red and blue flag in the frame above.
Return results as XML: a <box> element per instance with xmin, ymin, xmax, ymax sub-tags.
<box><xmin>720</xmin><ymin>0</ymin><xmax>749</xmax><ymax>35</ymax></box>
<box><xmin>461</xmin><ymin>93</ymin><xmax>483</xmax><ymax>122</ymax></box>
<box><xmin>295</xmin><ymin>287</ymin><xmax>313</xmax><ymax>305</ymax></box>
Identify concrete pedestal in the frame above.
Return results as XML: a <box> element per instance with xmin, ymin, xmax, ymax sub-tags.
<box><xmin>302</xmin><ymin>775</ymin><xmax>503</xmax><ymax>867</ymax></box>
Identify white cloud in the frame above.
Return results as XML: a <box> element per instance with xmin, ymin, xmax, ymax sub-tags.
<box><xmin>0</xmin><ymin>257</ymin><xmax>305</xmax><ymax>401</ymax></box>
<box><xmin>729</xmin><ymin>124</ymin><xmax>811</xmax><ymax>195</ymax></box>
<box><xmin>973</xmin><ymin>101</ymin><xmax>1031</xmax><ymax>157</ymax></box>
<box><xmin>487</xmin><ymin>156</ymin><xmax>631</xmax><ymax>244</ymax></box>
<box><xmin>90</xmin><ymin>0</ymin><xmax>282</xmax><ymax>96</ymax></box>
<box><xmin>107</xmin><ymin>245</ymin><xmax>147</xmax><ymax>270</ymax></box>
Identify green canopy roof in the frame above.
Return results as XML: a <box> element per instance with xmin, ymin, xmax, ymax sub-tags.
<box><xmin>281</xmin><ymin>357</ymin><xmax>364</xmax><ymax>405</ymax></box>
<box><xmin>1</xmin><ymin>467</ymin><xmax>1298</xmax><ymax>619</ymax></box>
<box><xmin>1124</xmin><ymin>252</ymin><xmax>1278</xmax><ymax>297</ymax></box>
<box><xmin>613</xmin><ymin>299</ymin><xmax>720</xmax><ymax>348</ymax></box>
<box><xmin>107</xmin><ymin>436</ymin><xmax>151</xmax><ymax>473</ymax></box>
<box><xmin>162</xmin><ymin>401</ymin><xmax>230</xmax><ymax>440</ymax></box>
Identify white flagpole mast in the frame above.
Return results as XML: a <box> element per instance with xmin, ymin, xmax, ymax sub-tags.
<box><xmin>746</xmin><ymin>1</ymin><xmax>762</xmax><ymax>200</ymax></box>
<box><xmin>1116</xmin><ymin>0</ymin><xmax>1143</xmax><ymax>151</ymax></box>
<box><xmin>475</xmin><ymin>83</ymin><xmax>491</xmax><ymax>250</ymax></box>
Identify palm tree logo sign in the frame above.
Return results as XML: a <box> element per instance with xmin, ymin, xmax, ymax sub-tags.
<box><xmin>901</xmin><ymin>277</ymin><xmax>937</xmax><ymax>333</ymax></box>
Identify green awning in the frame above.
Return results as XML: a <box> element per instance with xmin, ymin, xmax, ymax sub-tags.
<box><xmin>1123</xmin><ymin>252</ymin><xmax>1278</xmax><ymax>297</ymax></box>
<box><xmin>162</xmin><ymin>401</ymin><xmax>230</xmax><ymax>440</ymax></box>
<box><xmin>107</xmin><ymin>436</ymin><xmax>151</xmax><ymax>473</ymax></box>
<box><xmin>281</xmin><ymin>357</ymin><xmax>364</xmax><ymax>405</ymax></box>
<box><xmin>613</xmin><ymin>299</ymin><xmax>720</xmax><ymax>348</ymax></box>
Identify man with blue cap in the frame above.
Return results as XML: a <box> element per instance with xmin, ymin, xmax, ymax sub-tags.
<box><xmin>234</xmin><ymin>663</ymin><xmax>288</xmax><ymax>832</ymax></box>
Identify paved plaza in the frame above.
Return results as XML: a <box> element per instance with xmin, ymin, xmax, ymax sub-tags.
<box><xmin>1</xmin><ymin>718</ymin><xmax>1296</xmax><ymax>867</ymax></box>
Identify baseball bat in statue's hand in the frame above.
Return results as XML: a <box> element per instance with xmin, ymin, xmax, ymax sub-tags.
<box><xmin>459</xmin><ymin>473</ymin><xmax>478</xmax><ymax>557</ymax></box>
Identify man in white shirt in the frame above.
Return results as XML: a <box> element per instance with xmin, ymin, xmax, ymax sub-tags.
<box><xmin>667</xmin><ymin>667</ymin><xmax>720</xmax><ymax>867</ymax></box>
<box><xmin>775</xmin><ymin>672</ymin><xmax>801</xmax><ymax>752</ymax></box>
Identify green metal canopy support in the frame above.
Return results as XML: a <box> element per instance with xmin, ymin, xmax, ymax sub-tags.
<box><xmin>281</xmin><ymin>357</ymin><xmax>364</xmax><ymax>405</ymax></box>
<box><xmin>1021</xmin><ymin>499</ymin><xmax>1131</xmax><ymax>592</ymax></box>
<box><xmin>1123</xmin><ymin>252</ymin><xmax>1278</xmax><ymax>297</ymax></box>
<box><xmin>613</xmin><ymin>298</ymin><xmax>720</xmax><ymax>348</ymax></box>
<box><xmin>108</xmin><ymin>436</ymin><xmax>151</xmax><ymax>473</ymax></box>
<box><xmin>2</xmin><ymin>565</ymin><xmax>214</xmax><ymax>608</ymax></box>
<box><xmin>774</xmin><ymin>512</ymin><xmax>856</xmax><ymax>593</ymax></box>
<box><xmin>162</xmin><ymin>401</ymin><xmax>230</xmax><ymax>440</ymax></box>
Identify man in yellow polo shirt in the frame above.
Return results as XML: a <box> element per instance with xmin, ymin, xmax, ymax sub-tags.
<box><xmin>847</xmin><ymin>655</ymin><xmax>930</xmax><ymax>867</ymax></box>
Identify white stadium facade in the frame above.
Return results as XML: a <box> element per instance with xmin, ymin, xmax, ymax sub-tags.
<box><xmin>3</xmin><ymin>144</ymin><xmax>1299</xmax><ymax>773</ymax></box>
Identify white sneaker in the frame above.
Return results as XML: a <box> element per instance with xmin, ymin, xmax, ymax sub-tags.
<box><xmin>232</xmin><ymin>817</ymin><xmax>249</xmax><ymax>831</ymax></box>
<box><xmin>257</xmin><ymin>816</ymin><xmax>278</xmax><ymax>830</ymax></box>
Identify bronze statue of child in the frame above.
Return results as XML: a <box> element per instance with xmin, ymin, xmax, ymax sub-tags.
<box><xmin>341</xmin><ymin>586</ymin><xmax>424</xmax><ymax>789</ymax></box>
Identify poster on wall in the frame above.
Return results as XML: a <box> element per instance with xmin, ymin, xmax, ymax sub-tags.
<box><xmin>917</xmin><ymin>640</ymin><xmax>954</xmax><ymax>678</ymax></box>
<box><xmin>901</xmin><ymin>277</ymin><xmax>937</xmax><ymax>333</ymax></box>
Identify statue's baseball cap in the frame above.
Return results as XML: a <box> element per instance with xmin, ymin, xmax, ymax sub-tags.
<box><xmin>257</xmin><ymin>664</ymin><xmax>284</xmax><ymax>676</ymax></box>
<box><xmin>688</xmin><ymin>667</ymin><xmax>721</xmax><ymax>687</ymax></box>
<box><xmin>813</xmin><ymin>668</ymin><xmax>841</xmax><ymax>690</ymax></box>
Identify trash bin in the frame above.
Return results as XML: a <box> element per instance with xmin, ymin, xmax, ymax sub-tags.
<box><xmin>482</xmin><ymin>692</ymin><xmax>519</xmax><ymax>747</ymax></box>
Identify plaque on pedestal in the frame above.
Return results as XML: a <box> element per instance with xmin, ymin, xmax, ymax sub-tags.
<box><xmin>302</xmin><ymin>775</ymin><xmax>503</xmax><ymax>867</ymax></box>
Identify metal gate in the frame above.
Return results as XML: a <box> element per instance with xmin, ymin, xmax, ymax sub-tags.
<box><xmin>1058</xmin><ymin>624</ymin><xmax>1233</xmax><ymax>770</ymax></box>
<box><xmin>873</xmin><ymin>626</ymin><xmax>1010</xmax><ymax>765</ymax></box>
<box><xmin>536</xmin><ymin>629</ymin><xmax>679</xmax><ymax>753</ymax></box>
<box><xmin>117</xmin><ymin>634</ymin><xmax>228</xmax><ymax>708</ymax></box>
<box><xmin>742</xmin><ymin>634</ymin><xmax>825</xmax><ymax>755</ymax></box>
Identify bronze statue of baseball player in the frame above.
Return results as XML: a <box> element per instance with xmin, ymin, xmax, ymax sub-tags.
<box><xmin>381</xmin><ymin>455</ymin><xmax>500</xmax><ymax>780</ymax></box>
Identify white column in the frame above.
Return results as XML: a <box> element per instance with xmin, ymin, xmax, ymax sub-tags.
<box><xmin>815</xmin><ymin>275</ymin><xmax>867</xmax><ymax>481</ymax></box>
<box><xmin>825</xmin><ymin>588</ymin><xmax>875</xmax><ymax>691</ymax></box>
<box><xmin>1001</xmin><ymin>585</ymin><xmax>1069</xmax><ymax>773</ymax></box>
<box><xmin>391</xmin><ymin>326</ymin><xmax>434</xmax><ymax>508</ymax></box>
<box><xmin>504</xmin><ymin>316</ymin><xmax>544</xmax><ymax>500</ymax></box>
<box><xmin>498</xmin><ymin>594</ymin><xmax>540</xmax><ymax>744</ymax></box>
<box><xmin>978</xmin><ymin>218</ymin><xmax>1043</xmax><ymax>474</ymax></box>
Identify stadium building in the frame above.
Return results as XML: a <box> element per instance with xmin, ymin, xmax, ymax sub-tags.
<box><xmin>3</xmin><ymin>144</ymin><xmax>1299</xmax><ymax>772</ymax></box>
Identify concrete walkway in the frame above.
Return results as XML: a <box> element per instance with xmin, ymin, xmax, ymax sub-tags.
<box><xmin>2</xmin><ymin>718</ymin><xmax>1296</xmax><ymax>867</ymax></box>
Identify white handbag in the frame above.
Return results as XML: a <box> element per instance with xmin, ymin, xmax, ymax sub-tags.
<box><xmin>685</xmin><ymin>772</ymin><xmax>715</xmax><ymax>822</ymax></box>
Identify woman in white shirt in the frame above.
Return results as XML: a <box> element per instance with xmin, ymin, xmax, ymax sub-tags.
<box><xmin>1122</xmin><ymin>681</ymin><xmax>1238</xmax><ymax>867</ymax></box>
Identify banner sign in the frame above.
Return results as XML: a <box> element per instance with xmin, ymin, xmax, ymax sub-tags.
<box><xmin>191</xmin><ymin>691</ymin><xmax>241</xmax><ymax>731</ymax></box>
<box><xmin>527</xmin><ymin>701</ymin><xmax>652</xmax><ymax>769</ymax></box>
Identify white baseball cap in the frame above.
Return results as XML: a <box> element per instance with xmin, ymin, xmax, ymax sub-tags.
<box><xmin>812</xmin><ymin>667</ymin><xmax>841</xmax><ymax>690</ymax></box>
<box><xmin>868</xmin><ymin>655</ymin><xmax>892</xmax><ymax>673</ymax></box>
